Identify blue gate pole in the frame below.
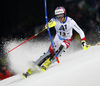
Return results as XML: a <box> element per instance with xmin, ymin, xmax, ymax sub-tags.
<box><xmin>44</xmin><ymin>0</ymin><xmax>59</xmax><ymax>63</ymax></box>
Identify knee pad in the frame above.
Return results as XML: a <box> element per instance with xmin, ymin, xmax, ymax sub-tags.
<box><xmin>62</xmin><ymin>40</ymin><xmax>70</xmax><ymax>49</ymax></box>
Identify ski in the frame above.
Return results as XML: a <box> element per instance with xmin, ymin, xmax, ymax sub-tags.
<box><xmin>22</xmin><ymin>62</ymin><xmax>42</xmax><ymax>78</ymax></box>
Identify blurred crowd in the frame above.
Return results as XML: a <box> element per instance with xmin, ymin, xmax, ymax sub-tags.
<box><xmin>0</xmin><ymin>58</ymin><xmax>11</xmax><ymax>80</ymax></box>
<box><xmin>0</xmin><ymin>0</ymin><xmax>100</xmax><ymax>80</ymax></box>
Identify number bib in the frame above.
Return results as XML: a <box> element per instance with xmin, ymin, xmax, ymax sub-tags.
<box><xmin>55</xmin><ymin>19</ymin><xmax>72</xmax><ymax>39</ymax></box>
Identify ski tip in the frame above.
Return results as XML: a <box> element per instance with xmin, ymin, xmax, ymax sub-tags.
<box><xmin>22</xmin><ymin>73</ymin><xmax>27</xmax><ymax>79</ymax></box>
<box><xmin>40</xmin><ymin>66</ymin><xmax>46</xmax><ymax>72</ymax></box>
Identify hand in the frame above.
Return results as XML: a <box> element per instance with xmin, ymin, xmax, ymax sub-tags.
<box><xmin>81</xmin><ymin>41</ymin><xmax>90</xmax><ymax>50</ymax></box>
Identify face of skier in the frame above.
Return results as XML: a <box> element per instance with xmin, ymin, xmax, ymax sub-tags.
<box><xmin>56</xmin><ymin>14</ymin><xmax>65</xmax><ymax>22</ymax></box>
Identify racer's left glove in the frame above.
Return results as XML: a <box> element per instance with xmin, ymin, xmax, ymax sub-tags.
<box><xmin>81</xmin><ymin>40</ymin><xmax>90</xmax><ymax>50</ymax></box>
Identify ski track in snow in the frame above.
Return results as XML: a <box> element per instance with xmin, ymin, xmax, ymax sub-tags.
<box><xmin>0</xmin><ymin>40</ymin><xmax>100</xmax><ymax>86</ymax></box>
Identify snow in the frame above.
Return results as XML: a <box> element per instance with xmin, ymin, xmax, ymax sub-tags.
<box><xmin>0</xmin><ymin>40</ymin><xmax>100</xmax><ymax>86</ymax></box>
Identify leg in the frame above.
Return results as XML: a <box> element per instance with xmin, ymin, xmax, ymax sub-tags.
<box><xmin>35</xmin><ymin>35</ymin><xmax>61</xmax><ymax>70</ymax></box>
<box><xmin>35</xmin><ymin>50</ymin><xmax>54</xmax><ymax>71</ymax></box>
<box><xmin>39</xmin><ymin>36</ymin><xmax>72</xmax><ymax>70</ymax></box>
<box><xmin>50</xmin><ymin>39</ymin><xmax>71</xmax><ymax>63</ymax></box>
<box><xmin>35</xmin><ymin>51</ymin><xmax>53</xmax><ymax>67</ymax></box>
<box><xmin>50</xmin><ymin>44</ymin><xmax>65</xmax><ymax>63</ymax></box>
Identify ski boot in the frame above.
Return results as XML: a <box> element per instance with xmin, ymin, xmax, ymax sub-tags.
<box><xmin>23</xmin><ymin>68</ymin><xmax>33</xmax><ymax>78</ymax></box>
<box><xmin>41</xmin><ymin>58</ymin><xmax>52</xmax><ymax>71</ymax></box>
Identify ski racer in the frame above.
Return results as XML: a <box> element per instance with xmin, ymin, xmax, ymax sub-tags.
<box><xmin>23</xmin><ymin>6</ymin><xmax>89</xmax><ymax>78</ymax></box>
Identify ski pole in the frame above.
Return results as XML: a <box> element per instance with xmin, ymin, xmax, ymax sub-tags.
<box><xmin>6</xmin><ymin>21</ymin><xmax>56</xmax><ymax>54</ymax></box>
<box><xmin>6</xmin><ymin>29</ymin><xmax>45</xmax><ymax>54</ymax></box>
<box><xmin>44</xmin><ymin>0</ymin><xmax>59</xmax><ymax>63</ymax></box>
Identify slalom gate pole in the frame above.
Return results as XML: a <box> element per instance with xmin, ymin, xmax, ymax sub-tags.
<box><xmin>44</xmin><ymin>0</ymin><xmax>59</xmax><ymax>63</ymax></box>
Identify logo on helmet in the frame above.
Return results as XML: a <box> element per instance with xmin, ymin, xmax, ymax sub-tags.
<box><xmin>55</xmin><ymin>7</ymin><xmax>66</xmax><ymax>15</ymax></box>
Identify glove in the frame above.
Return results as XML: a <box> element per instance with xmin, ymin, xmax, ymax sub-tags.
<box><xmin>81</xmin><ymin>41</ymin><xmax>90</xmax><ymax>50</ymax></box>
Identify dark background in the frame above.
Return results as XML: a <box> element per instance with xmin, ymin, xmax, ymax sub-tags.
<box><xmin>1</xmin><ymin>0</ymin><xmax>100</xmax><ymax>45</ymax></box>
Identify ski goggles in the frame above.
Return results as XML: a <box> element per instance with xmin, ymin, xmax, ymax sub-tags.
<box><xmin>56</xmin><ymin>14</ymin><xmax>64</xmax><ymax>19</ymax></box>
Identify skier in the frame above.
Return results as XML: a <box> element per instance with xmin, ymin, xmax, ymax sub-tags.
<box><xmin>23</xmin><ymin>6</ymin><xmax>89</xmax><ymax>78</ymax></box>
